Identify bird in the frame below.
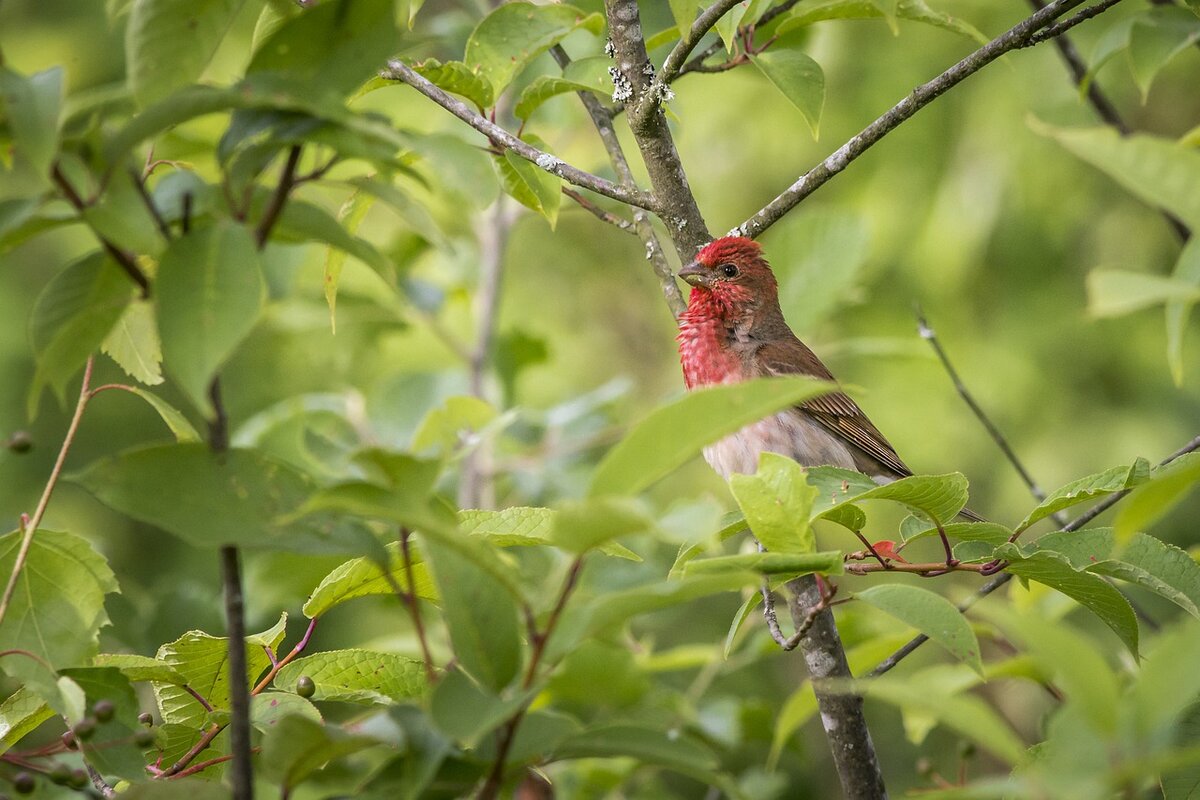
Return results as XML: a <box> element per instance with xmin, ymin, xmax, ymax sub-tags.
<box><xmin>676</xmin><ymin>235</ymin><xmax>981</xmax><ymax>535</ymax></box>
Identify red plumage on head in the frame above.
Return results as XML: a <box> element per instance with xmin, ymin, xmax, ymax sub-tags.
<box><xmin>694</xmin><ymin>236</ymin><xmax>764</xmax><ymax>268</ymax></box>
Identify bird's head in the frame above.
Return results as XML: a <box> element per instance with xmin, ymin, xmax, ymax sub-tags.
<box><xmin>677</xmin><ymin>236</ymin><xmax>779</xmax><ymax>320</ymax></box>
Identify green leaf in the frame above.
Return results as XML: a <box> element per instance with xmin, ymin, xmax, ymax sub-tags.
<box><xmin>60</xmin><ymin>667</ymin><xmax>146</xmax><ymax>779</ymax></box>
<box><xmin>827</xmin><ymin>472</ymin><xmax>970</xmax><ymax>526</ymax></box>
<box><xmin>410</xmin><ymin>59</ymin><xmax>494</xmax><ymax>110</ymax></box>
<box><xmin>260</xmin><ymin>714</ymin><xmax>378</xmax><ymax>790</ymax></box>
<box><xmin>495</xmin><ymin>141</ymin><xmax>561</xmax><ymax>227</ymax></box>
<box><xmin>101</xmin><ymin>300</ymin><xmax>164</xmax><ymax>385</ymax></box>
<box><xmin>852</xmin><ymin>677</ymin><xmax>1027</xmax><ymax>764</ymax></box>
<box><xmin>902</xmin><ymin>521</ymin><xmax>1013</xmax><ymax>545</ymax></box>
<box><xmin>464</xmin><ymin>2</ymin><xmax>603</xmax><ymax>99</ymax></box>
<box><xmin>247</xmin><ymin>0</ymin><xmax>399</xmax><ymax>98</ymax></box>
<box><xmin>273</xmin><ymin>649</ymin><xmax>428</xmax><ymax>703</ymax></box>
<box><xmin>0</xmin><ymin>530</ymin><xmax>117</xmax><ymax>683</ymax></box>
<box><xmin>550</xmin><ymin>497</ymin><xmax>651</xmax><ymax>554</ymax></box>
<box><xmin>323</xmin><ymin>187</ymin><xmax>376</xmax><ymax>333</ymax></box>
<box><xmin>423</xmin><ymin>534</ymin><xmax>522</xmax><ymax>691</ymax></box>
<box><xmin>460</xmin><ymin>507</ymin><xmax>641</xmax><ymax>561</ymax></box>
<box><xmin>669</xmin><ymin>0</ymin><xmax>698</xmax><ymax>37</ymax></box>
<box><xmin>277</xmin><ymin>199</ymin><xmax>395</xmax><ymax>282</ymax></box>
<box><xmin>154</xmin><ymin>615</ymin><xmax>286</xmax><ymax>732</ymax></box>
<box><xmin>551</xmin><ymin>723</ymin><xmax>718</xmax><ymax>772</ymax></box>
<box><xmin>429</xmin><ymin>667</ymin><xmax>528</xmax><ymax>745</ymax></box>
<box><xmin>514</xmin><ymin>57</ymin><xmax>612</xmax><ymax>120</ymax></box>
<box><xmin>1033</xmin><ymin>121</ymin><xmax>1200</xmax><ymax>230</ymax></box>
<box><xmin>1087</xmin><ymin>270</ymin><xmax>1200</xmax><ymax>318</ymax></box>
<box><xmin>251</xmin><ymin>690</ymin><xmax>322</xmax><ymax>732</ymax></box>
<box><xmin>855</xmin><ymin>584</ymin><xmax>983</xmax><ymax>675</ymax></box>
<box><xmin>126</xmin><ymin>0</ymin><xmax>248</xmax><ymax>106</ymax></box>
<box><xmin>715</xmin><ymin>0</ymin><xmax>771</xmax><ymax>52</ymax></box>
<box><xmin>0</xmin><ymin>687</ymin><xmax>52</xmax><ymax>755</ymax></box>
<box><xmin>995</xmin><ymin>545</ymin><xmax>1139</xmax><ymax>656</ymax></box>
<box><xmin>411</xmin><ymin>395</ymin><xmax>497</xmax><ymax>454</ymax></box>
<box><xmin>157</xmin><ymin>222</ymin><xmax>265</xmax><ymax>412</ymax></box>
<box><xmin>590</xmin><ymin>376</ymin><xmax>835</xmax><ymax>497</ymax></box>
<box><xmin>572</xmin><ymin>574</ymin><xmax>758</xmax><ymax>644</ymax></box>
<box><xmin>1115</xmin><ymin>452</ymin><xmax>1200</xmax><ymax>543</ymax></box>
<box><xmin>684</xmin><ymin>550</ymin><xmax>843</xmax><ymax>577</ymax></box>
<box><xmin>729</xmin><ymin>452</ymin><xmax>818</xmax><ymax>553</ymax></box>
<box><xmin>303</xmin><ymin>541</ymin><xmax>438</xmax><ymax>618</ymax></box>
<box><xmin>0</xmin><ymin>67</ymin><xmax>63</xmax><ymax>190</ymax></box>
<box><xmin>71</xmin><ymin>443</ymin><xmax>322</xmax><ymax>549</ymax></box>
<box><xmin>1016</xmin><ymin>459</ymin><xmax>1150</xmax><ymax>532</ymax></box>
<box><xmin>1128</xmin><ymin>618</ymin><xmax>1200</xmax><ymax>742</ymax></box>
<box><xmin>28</xmin><ymin>253</ymin><xmax>131</xmax><ymax>417</ymax></box>
<box><xmin>123</xmin><ymin>781</ymin><xmax>232</xmax><ymax>800</ymax></box>
<box><xmin>92</xmin><ymin>654</ymin><xmax>187</xmax><ymax>684</ymax></box>
<box><xmin>1033</xmin><ymin>526</ymin><xmax>1200</xmax><ymax>617</ymax></box>
<box><xmin>111</xmin><ymin>387</ymin><xmax>201</xmax><ymax>442</ymax></box>
<box><xmin>781</xmin><ymin>0</ymin><xmax>988</xmax><ymax>43</ymax></box>
<box><xmin>1166</xmin><ymin>237</ymin><xmax>1200</xmax><ymax>384</ymax></box>
<box><xmin>1128</xmin><ymin>7</ymin><xmax>1200</xmax><ymax>100</ymax></box>
<box><xmin>750</xmin><ymin>34</ymin><xmax>824</xmax><ymax>138</ymax></box>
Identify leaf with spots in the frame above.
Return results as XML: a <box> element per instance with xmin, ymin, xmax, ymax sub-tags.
<box><xmin>273</xmin><ymin>649</ymin><xmax>429</xmax><ymax>703</ymax></box>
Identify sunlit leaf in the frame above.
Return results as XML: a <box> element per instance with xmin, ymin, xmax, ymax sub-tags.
<box><xmin>126</xmin><ymin>0</ymin><xmax>248</xmax><ymax>105</ymax></box>
<box><xmin>274</xmin><ymin>649</ymin><xmax>428</xmax><ymax>703</ymax></box>
<box><xmin>1016</xmin><ymin>459</ymin><xmax>1150</xmax><ymax>533</ymax></box>
<box><xmin>729</xmin><ymin>452</ymin><xmax>818</xmax><ymax>554</ymax></box>
<box><xmin>751</xmin><ymin>34</ymin><xmax>824</xmax><ymax>138</ymax></box>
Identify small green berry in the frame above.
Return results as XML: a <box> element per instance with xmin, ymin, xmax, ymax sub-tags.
<box><xmin>295</xmin><ymin>675</ymin><xmax>316</xmax><ymax>698</ymax></box>
<box><xmin>92</xmin><ymin>699</ymin><xmax>116</xmax><ymax>723</ymax></box>
<box><xmin>11</xmin><ymin>772</ymin><xmax>34</xmax><ymax>794</ymax></box>
<box><xmin>138</xmin><ymin>712</ymin><xmax>153</xmax><ymax>727</ymax></box>
<box><xmin>133</xmin><ymin>728</ymin><xmax>155</xmax><ymax>748</ymax></box>
<box><xmin>6</xmin><ymin>431</ymin><xmax>32</xmax><ymax>454</ymax></box>
<box><xmin>48</xmin><ymin>763</ymin><xmax>72</xmax><ymax>785</ymax></box>
<box><xmin>68</xmin><ymin>768</ymin><xmax>89</xmax><ymax>790</ymax></box>
<box><xmin>73</xmin><ymin>717</ymin><xmax>97</xmax><ymax>740</ymax></box>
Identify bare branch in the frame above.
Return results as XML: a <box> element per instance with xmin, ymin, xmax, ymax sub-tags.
<box><xmin>254</xmin><ymin>145</ymin><xmax>302</xmax><ymax>248</ymax></box>
<box><xmin>52</xmin><ymin>165</ymin><xmax>152</xmax><ymax>296</ymax></box>
<box><xmin>1024</xmin><ymin>0</ymin><xmax>1125</xmax><ymax>44</ymax></box>
<box><xmin>605</xmin><ymin>0</ymin><xmax>712</xmax><ymax>257</ymax></box>
<box><xmin>381</xmin><ymin>60</ymin><xmax>659</xmax><ymax>212</ymax></box>
<box><xmin>551</xmin><ymin>45</ymin><xmax>687</xmax><ymax>318</ymax></box>
<box><xmin>219</xmin><ymin>546</ymin><xmax>252</xmax><ymax>800</ymax></box>
<box><xmin>735</xmin><ymin>0</ymin><xmax>1099</xmax><ymax>239</ymax></box>
<box><xmin>563</xmin><ymin>187</ymin><xmax>637</xmax><ymax>234</ymax></box>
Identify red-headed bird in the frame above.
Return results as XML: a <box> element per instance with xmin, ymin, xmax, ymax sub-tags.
<box><xmin>677</xmin><ymin>236</ymin><xmax>980</xmax><ymax>527</ymax></box>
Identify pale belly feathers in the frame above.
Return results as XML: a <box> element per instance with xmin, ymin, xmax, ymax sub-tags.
<box><xmin>702</xmin><ymin>409</ymin><xmax>859</xmax><ymax>480</ymax></box>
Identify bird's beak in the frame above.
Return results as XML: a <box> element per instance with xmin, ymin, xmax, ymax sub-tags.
<box><xmin>677</xmin><ymin>261</ymin><xmax>711</xmax><ymax>288</ymax></box>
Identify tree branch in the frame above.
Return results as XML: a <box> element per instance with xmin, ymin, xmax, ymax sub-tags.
<box><xmin>789</xmin><ymin>575</ymin><xmax>888</xmax><ymax>799</ymax></box>
<box><xmin>1024</xmin><ymin>0</ymin><xmax>1125</xmax><ymax>45</ymax></box>
<box><xmin>735</xmin><ymin>0</ymin><xmax>1099</xmax><ymax>239</ymax></box>
<box><xmin>254</xmin><ymin>145</ymin><xmax>302</xmax><ymax>248</ymax></box>
<box><xmin>652</xmin><ymin>0</ymin><xmax>745</xmax><ymax>97</ymax></box>
<box><xmin>604</xmin><ymin>0</ymin><xmax>712</xmax><ymax>257</ymax></box>
<box><xmin>551</xmin><ymin>45</ymin><xmax>687</xmax><ymax>319</ymax></box>
<box><xmin>52</xmin><ymin>165</ymin><xmax>152</xmax><ymax>296</ymax></box>
<box><xmin>676</xmin><ymin>0</ymin><xmax>805</xmax><ymax>79</ymax></box>
<box><xmin>563</xmin><ymin>188</ymin><xmax>637</xmax><ymax>234</ymax></box>
<box><xmin>381</xmin><ymin>60</ymin><xmax>658</xmax><ymax>212</ymax></box>
<box><xmin>219</xmin><ymin>546</ymin><xmax>252</xmax><ymax>800</ymax></box>
<box><xmin>869</xmin><ymin>433</ymin><xmax>1200</xmax><ymax>677</ymax></box>
<box><xmin>0</xmin><ymin>358</ymin><xmax>95</xmax><ymax>626</ymax></box>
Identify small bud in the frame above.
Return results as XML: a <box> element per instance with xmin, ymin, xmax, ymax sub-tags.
<box><xmin>73</xmin><ymin>717</ymin><xmax>97</xmax><ymax>740</ymax></box>
<box><xmin>11</xmin><ymin>772</ymin><xmax>35</xmax><ymax>794</ymax></box>
<box><xmin>92</xmin><ymin>699</ymin><xmax>115</xmax><ymax>723</ymax></box>
<box><xmin>133</xmin><ymin>728</ymin><xmax>155</xmax><ymax>748</ymax></box>
<box><xmin>68</xmin><ymin>768</ymin><xmax>89</xmax><ymax>790</ymax></box>
<box><xmin>6</xmin><ymin>431</ymin><xmax>32</xmax><ymax>454</ymax></box>
<box><xmin>138</xmin><ymin>712</ymin><xmax>153</xmax><ymax>727</ymax></box>
<box><xmin>295</xmin><ymin>675</ymin><xmax>316</xmax><ymax>698</ymax></box>
<box><xmin>61</xmin><ymin>730</ymin><xmax>78</xmax><ymax>750</ymax></box>
<box><xmin>49</xmin><ymin>764</ymin><xmax>72</xmax><ymax>785</ymax></box>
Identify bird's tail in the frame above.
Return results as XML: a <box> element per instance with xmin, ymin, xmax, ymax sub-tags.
<box><xmin>956</xmin><ymin>506</ymin><xmax>986</xmax><ymax>523</ymax></box>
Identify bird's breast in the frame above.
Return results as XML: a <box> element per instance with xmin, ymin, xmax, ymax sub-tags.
<box><xmin>677</xmin><ymin>316</ymin><xmax>743</xmax><ymax>388</ymax></box>
<box><xmin>703</xmin><ymin>410</ymin><xmax>858</xmax><ymax>480</ymax></box>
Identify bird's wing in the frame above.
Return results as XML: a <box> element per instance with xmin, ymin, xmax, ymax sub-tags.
<box><xmin>753</xmin><ymin>336</ymin><xmax>912</xmax><ymax>478</ymax></box>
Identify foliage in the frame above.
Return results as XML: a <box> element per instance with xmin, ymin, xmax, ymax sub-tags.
<box><xmin>0</xmin><ymin>0</ymin><xmax>1197</xmax><ymax>797</ymax></box>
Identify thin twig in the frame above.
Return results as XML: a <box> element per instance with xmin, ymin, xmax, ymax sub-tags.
<box><xmin>381</xmin><ymin>60</ymin><xmax>658</xmax><ymax>212</ymax></box>
<box><xmin>251</xmin><ymin>617</ymin><xmax>318</xmax><ymax>694</ymax></box>
<box><xmin>51</xmin><ymin>165</ymin><xmax>151</xmax><ymax>296</ymax></box>
<box><xmin>916</xmin><ymin>311</ymin><xmax>1067</xmax><ymax>526</ymax></box>
<box><xmin>562</xmin><ymin>187</ymin><xmax>637</xmax><ymax>234</ymax></box>
<box><xmin>869</xmin><ymin>434</ymin><xmax>1200</xmax><ymax>677</ymax></box>
<box><xmin>1025</xmin><ymin>0</ymin><xmax>1125</xmax><ymax>44</ymax></box>
<box><xmin>182</xmin><ymin>686</ymin><xmax>214</xmax><ymax>713</ymax></box>
<box><xmin>399</xmin><ymin>529</ymin><xmax>437</xmax><ymax>683</ymax></box>
<box><xmin>551</xmin><ymin>45</ymin><xmax>686</xmax><ymax>319</ymax></box>
<box><xmin>220</xmin><ymin>547</ymin><xmax>251</xmax><ymax>800</ymax></box>
<box><xmin>254</xmin><ymin>145</ymin><xmax>302</xmax><ymax>248</ymax></box>
<box><xmin>478</xmin><ymin>557</ymin><xmax>585</xmax><ymax>800</ymax></box>
<box><xmin>675</xmin><ymin>0</ymin><xmax>805</xmax><ymax>79</ymax></box>
<box><xmin>128</xmin><ymin>167</ymin><xmax>173</xmax><ymax>241</ymax></box>
<box><xmin>169</xmin><ymin>748</ymin><xmax>260</xmax><ymax>780</ymax></box>
<box><xmin>0</xmin><ymin>358</ymin><xmax>95</xmax><ymax>625</ymax></box>
<box><xmin>649</xmin><ymin>0</ymin><xmax>746</xmax><ymax>107</ymax></box>
<box><xmin>735</xmin><ymin>0</ymin><xmax>1099</xmax><ymax>239</ymax></box>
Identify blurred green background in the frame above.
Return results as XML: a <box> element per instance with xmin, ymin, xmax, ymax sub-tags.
<box><xmin>1</xmin><ymin>0</ymin><xmax>1197</xmax><ymax>795</ymax></box>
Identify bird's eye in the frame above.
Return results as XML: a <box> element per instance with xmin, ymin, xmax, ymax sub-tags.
<box><xmin>720</xmin><ymin>263</ymin><xmax>739</xmax><ymax>278</ymax></box>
